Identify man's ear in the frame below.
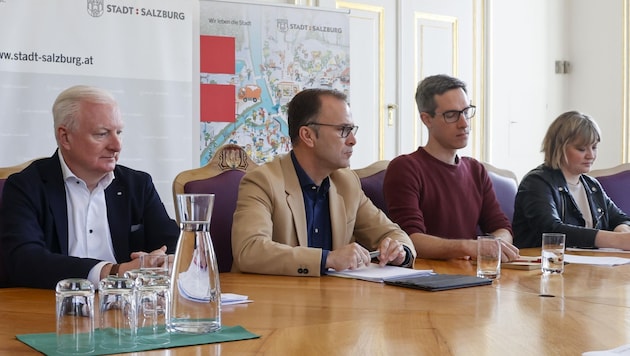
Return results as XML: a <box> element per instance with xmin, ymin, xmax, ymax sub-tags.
<box><xmin>298</xmin><ymin>126</ymin><xmax>316</xmax><ymax>148</ymax></box>
<box><xmin>57</xmin><ymin>126</ymin><xmax>71</xmax><ymax>149</ymax></box>
<box><xmin>419</xmin><ymin>112</ymin><xmax>434</xmax><ymax>128</ymax></box>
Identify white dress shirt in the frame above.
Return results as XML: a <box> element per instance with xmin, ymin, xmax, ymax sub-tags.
<box><xmin>59</xmin><ymin>153</ymin><xmax>116</xmax><ymax>286</ymax></box>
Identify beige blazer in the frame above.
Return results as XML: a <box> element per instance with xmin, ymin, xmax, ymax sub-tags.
<box><xmin>231</xmin><ymin>153</ymin><xmax>415</xmax><ymax>276</ymax></box>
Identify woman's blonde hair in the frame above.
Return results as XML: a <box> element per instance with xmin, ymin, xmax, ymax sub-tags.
<box><xmin>542</xmin><ymin>111</ymin><xmax>601</xmax><ymax>169</ymax></box>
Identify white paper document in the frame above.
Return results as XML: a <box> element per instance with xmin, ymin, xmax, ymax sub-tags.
<box><xmin>583</xmin><ymin>344</ymin><xmax>630</xmax><ymax>355</ymax></box>
<box><xmin>327</xmin><ymin>263</ymin><xmax>433</xmax><ymax>282</ymax></box>
<box><xmin>221</xmin><ymin>293</ymin><xmax>252</xmax><ymax>306</ymax></box>
<box><xmin>567</xmin><ymin>247</ymin><xmax>630</xmax><ymax>254</ymax></box>
<box><xmin>564</xmin><ymin>254</ymin><xmax>630</xmax><ymax>267</ymax></box>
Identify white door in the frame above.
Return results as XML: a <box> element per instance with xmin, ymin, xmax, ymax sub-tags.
<box><xmin>336</xmin><ymin>0</ymin><xmax>398</xmax><ymax>169</ymax></box>
<box><xmin>398</xmin><ymin>0</ymin><xmax>481</xmax><ymax>159</ymax></box>
<box><xmin>333</xmin><ymin>0</ymin><xmax>479</xmax><ymax>166</ymax></box>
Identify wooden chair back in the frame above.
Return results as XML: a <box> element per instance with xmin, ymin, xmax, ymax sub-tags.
<box><xmin>172</xmin><ymin>144</ymin><xmax>258</xmax><ymax>272</ymax></box>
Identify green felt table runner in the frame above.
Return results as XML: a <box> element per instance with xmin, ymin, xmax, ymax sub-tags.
<box><xmin>17</xmin><ymin>325</ymin><xmax>259</xmax><ymax>356</ymax></box>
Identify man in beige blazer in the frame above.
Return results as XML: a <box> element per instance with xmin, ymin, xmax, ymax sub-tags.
<box><xmin>232</xmin><ymin>88</ymin><xmax>416</xmax><ymax>276</ymax></box>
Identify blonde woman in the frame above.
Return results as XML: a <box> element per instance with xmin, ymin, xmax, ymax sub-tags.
<box><xmin>513</xmin><ymin>111</ymin><xmax>630</xmax><ymax>248</ymax></box>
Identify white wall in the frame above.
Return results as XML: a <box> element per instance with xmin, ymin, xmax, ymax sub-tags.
<box><xmin>487</xmin><ymin>0</ymin><xmax>567</xmax><ymax>180</ymax></box>
<box><xmin>567</xmin><ymin>0</ymin><xmax>624</xmax><ymax>170</ymax></box>
<box><xmin>489</xmin><ymin>0</ymin><xmax>626</xmax><ymax>179</ymax></box>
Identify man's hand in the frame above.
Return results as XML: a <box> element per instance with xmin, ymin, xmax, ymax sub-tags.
<box><xmin>466</xmin><ymin>239</ymin><xmax>519</xmax><ymax>262</ymax></box>
<box><xmin>130</xmin><ymin>245</ymin><xmax>167</xmax><ymax>260</ymax></box>
<box><xmin>375</xmin><ymin>237</ymin><xmax>406</xmax><ymax>266</ymax></box>
<box><xmin>325</xmin><ymin>243</ymin><xmax>370</xmax><ymax>271</ymax></box>
<box><xmin>109</xmin><ymin>246</ymin><xmax>169</xmax><ymax>279</ymax></box>
<box><xmin>498</xmin><ymin>240</ymin><xmax>519</xmax><ymax>262</ymax></box>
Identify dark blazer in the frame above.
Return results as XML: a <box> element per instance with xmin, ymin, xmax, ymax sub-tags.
<box><xmin>513</xmin><ymin>164</ymin><xmax>630</xmax><ymax>248</ymax></box>
<box><xmin>0</xmin><ymin>151</ymin><xmax>179</xmax><ymax>289</ymax></box>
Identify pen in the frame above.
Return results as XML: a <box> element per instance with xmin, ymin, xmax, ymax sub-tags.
<box><xmin>369</xmin><ymin>251</ymin><xmax>380</xmax><ymax>259</ymax></box>
<box><xmin>512</xmin><ymin>258</ymin><xmax>542</xmax><ymax>263</ymax></box>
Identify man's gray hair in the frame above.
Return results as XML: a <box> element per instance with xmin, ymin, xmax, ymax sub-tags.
<box><xmin>52</xmin><ymin>85</ymin><xmax>118</xmax><ymax>133</ymax></box>
<box><xmin>415</xmin><ymin>74</ymin><xmax>468</xmax><ymax>115</ymax></box>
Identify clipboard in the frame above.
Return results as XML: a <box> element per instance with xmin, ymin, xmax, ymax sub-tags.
<box><xmin>383</xmin><ymin>273</ymin><xmax>492</xmax><ymax>292</ymax></box>
<box><xmin>471</xmin><ymin>256</ymin><xmax>542</xmax><ymax>270</ymax></box>
<box><xmin>501</xmin><ymin>256</ymin><xmax>541</xmax><ymax>270</ymax></box>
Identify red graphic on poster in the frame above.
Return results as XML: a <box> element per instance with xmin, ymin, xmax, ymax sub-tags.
<box><xmin>200</xmin><ymin>35</ymin><xmax>235</xmax><ymax>122</ymax></box>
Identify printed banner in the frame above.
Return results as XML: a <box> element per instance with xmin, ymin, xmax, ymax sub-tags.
<box><xmin>199</xmin><ymin>0</ymin><xmax>350</xmax><ymax>165</ymax></box>
<box><xmin>0</xmin><ymin>0</ymin><xmax>194</xmax><ymax>215</ymax></box>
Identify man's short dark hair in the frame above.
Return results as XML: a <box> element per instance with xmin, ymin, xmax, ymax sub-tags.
<box><xmin>287</xmin><ymin>88</ymin><xmax>347</xmax><ymax>145</ymax></box>
<box><xmin>415</xmin><ymin>74</ymin><xmax>468</xmax><ymax>115</ymax></box>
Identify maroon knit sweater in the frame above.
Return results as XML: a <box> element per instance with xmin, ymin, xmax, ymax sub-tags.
<box><xmin>383</xmin><ymin>147</ymin><xmax>511</xmax><ymax>240</ymax></box>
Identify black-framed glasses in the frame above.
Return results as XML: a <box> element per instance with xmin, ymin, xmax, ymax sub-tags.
<box><xmin>306</xmin><ymin>123</ymin><xmax>359</xmax><ymax>138</ymax></box>
<box><xmin>434</xmin><ymin>105</ymin><xmax>476</xmax><ymax>123</ymax></box>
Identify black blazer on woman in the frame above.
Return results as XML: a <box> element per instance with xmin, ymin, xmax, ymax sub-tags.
<box><xmin>513</xmin><ymin>164</ymin><xmax>630</xmax><ymax>248</ymax></box>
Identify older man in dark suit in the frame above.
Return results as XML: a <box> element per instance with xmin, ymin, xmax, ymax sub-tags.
<box><xmin>0</xmin><ymin>85</ymin><xmax>178</xmax><ymax>289</ymax></box>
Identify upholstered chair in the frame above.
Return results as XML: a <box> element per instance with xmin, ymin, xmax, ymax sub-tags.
<box><xmin>353</xmin><ymin>160</ymin><xmax>390</xmax><ymax>216</ymax></box>
<box><xmin>172</xmin><ymin>144</ymin><xmax>257</xmax><ymax>272</ymax></box>
<box><xmin>590</xmin><ymin>163</ymin><xmax>630</xmax><ymax>214</ymax></box>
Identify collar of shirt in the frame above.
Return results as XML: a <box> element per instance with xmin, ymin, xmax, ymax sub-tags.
<box><xmin>290</xmin><ymin>150</ymin><xmax>330</xmax><ymax>195</ymax></box>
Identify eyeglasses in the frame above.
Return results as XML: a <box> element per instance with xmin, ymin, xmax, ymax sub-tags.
<box><xmin>306</xmin><ymin>123</ymin><xmax>359</xmax><ymax>138</ymax></box>
<box><xmin>433</xmin><ymin>105</ymin><xmax>476</xmax><ymax>123</ymax></box>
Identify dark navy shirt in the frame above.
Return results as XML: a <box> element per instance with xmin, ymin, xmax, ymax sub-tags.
<box><xmin>291</xmin><ymin>151</ymin><xmax>332</xmax><ymax>274</ymax></box>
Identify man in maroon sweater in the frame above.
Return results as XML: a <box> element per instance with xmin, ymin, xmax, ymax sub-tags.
<box><xmin>383</xmin><ymin>74</ymin><xmax>519</xmax><ymax>261</ymax></box>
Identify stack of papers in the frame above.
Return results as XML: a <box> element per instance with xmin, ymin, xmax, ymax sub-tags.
<box><xmin>178</xmin><ymin>270</ymin><xmax>213</xmax><ymax>302</ymax></box>
<box><xmin>221</xmin><ymin>293</ymin><xmax>252</xmax><ymax>306</ymax></box>
<box><xmin>327</xmin><ymin>263</ymin><xmax>433</xmax><ymax>282</ymax></box>
<box><xmin>472</xmin><ymin>256</ymin><xmax>541</xmax><ymax>270</ymax></box>
<box><xmin>583</xmin><ymin>344</ymin><xmax>630</xmax><ymax>355</ymax></box>
<box><xmin>564</xmin><ymin>254</ymin><xmax>630</xmax><ymax>267</ymax></box>
<box><xmin>567</xmin><ymin>247</ymin><xmax>630</xmax><ymax>253</ymax></box>
<box><xmin>176</xmin><ymin>263</ymin><xmax>252</xmax><ymax>305</ymax></box>
<box><xmin>500</xmin><ymin>256</ymin><xmax>541</xmax><ymax>270</ymax></box>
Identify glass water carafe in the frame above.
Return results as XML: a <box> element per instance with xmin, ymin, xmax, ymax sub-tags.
<box><xmin>169</xmin><ymin>193</ymin><xmax>221</xmax><ymax>333</ymax></box>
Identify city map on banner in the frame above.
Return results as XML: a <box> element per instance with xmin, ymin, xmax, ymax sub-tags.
<box><xmin>199</xmin><ymin>1</ymin><xmax>350</xmax><ymax>165</ymax></box>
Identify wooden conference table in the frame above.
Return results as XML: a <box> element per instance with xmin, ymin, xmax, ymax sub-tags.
<box><xmin>1</xmin><ymin>248</ymin><xmax>629</xmax><ymax>355</ymax></box>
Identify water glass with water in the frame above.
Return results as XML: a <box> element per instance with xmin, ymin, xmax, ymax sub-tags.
<box><xmin>476</xmin><ymin>235</ymin><xmax>501</xmax><ymax>280</ymax></box>
<box><xmin>170</xmin><ymin>193</ymin><xmax>221</xmax><ymax>334</ymax></box>
<box><xmin>542</xmin><ymin>233</ymin><xmax>565</xmax><ymax>274</ymax></box>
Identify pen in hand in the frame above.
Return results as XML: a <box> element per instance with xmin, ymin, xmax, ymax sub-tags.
<box><xmin>369</xmin><ymin>251</ymin><xmax>380</xmax><ymax>259</ymax></box>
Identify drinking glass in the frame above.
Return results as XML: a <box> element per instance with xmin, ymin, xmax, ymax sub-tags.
<box><xmin>139</xmin><ymin>254</ymin><xmax>170</xmax><ymax>277</ymax></box>
<box><xmin>135</xmin><ymin>273</ymin><xmax>171</xmax><ymax>345</ymax></box>
<box><xmin>98</xmin><ymin>276</ymin><xmax>137</xmax><ymax>349</ymax></box>
<box><xmin>123</xmin><ymin>268</ymin><xmax>144</xmax><ymax>282</ymax></box>
<box><xmin>476</xmin><ymin>235</ymin><xmax>501</xmax><ymax>280</ymax></box>
<box><xmin>542</xmin><ymin>233</ymin><xmax>566</xmax><ymax>274</ymax></box>
<box><xmin>56</xmin><ymin>278</ymin><xmax>95</xmax><ymax>354</ymax></box>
